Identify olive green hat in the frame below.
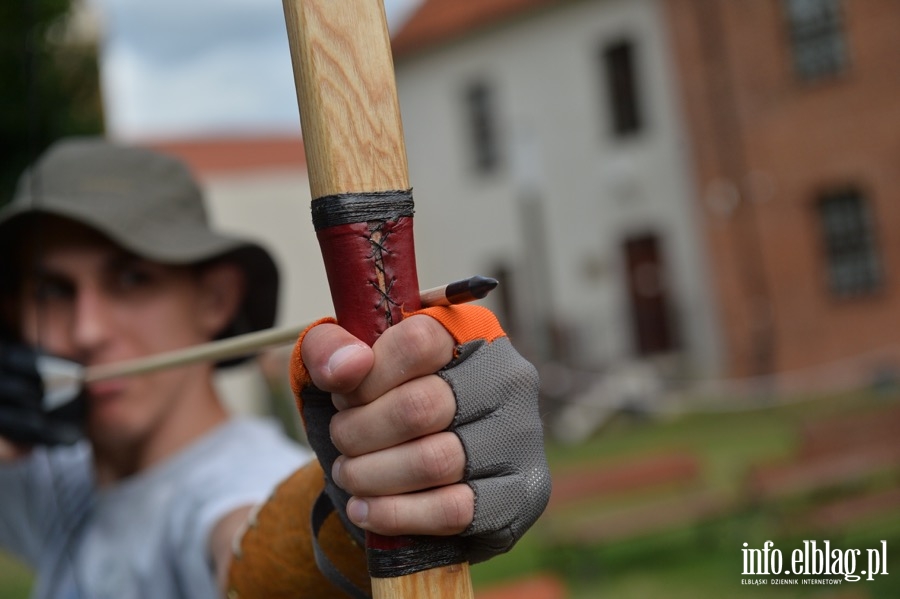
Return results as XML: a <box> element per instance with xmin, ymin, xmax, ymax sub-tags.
<box><xmin>0</xmin><ymin>137</ymin><xmax>279</xmax><ymax>352</ymax></box>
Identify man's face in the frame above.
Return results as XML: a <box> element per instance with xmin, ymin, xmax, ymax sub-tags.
<box><xmin>17</xmin><ymin>219</ymin><xmax>237</xmax><ymax>454</ymax></box>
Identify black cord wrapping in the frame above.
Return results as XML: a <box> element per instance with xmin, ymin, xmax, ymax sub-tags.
<box><xmin>366</xmin><ymin>535</ymin><xmax>467</xmax><ymax>580</ymax></box>
<box><xmin>311</xmin><ymin>190</ymin><xmax>414</xmax><ymax>230</ymax></box>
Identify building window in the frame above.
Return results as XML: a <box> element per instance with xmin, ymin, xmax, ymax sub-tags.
<box><xmin>464</xmin><ymin>80</ymin><xmax>500</xmax><ymax>173</ymax></box>
<box><xmin>601</xmin><ymin>39</ymin><xmax>642</xmax><ymax>137</ymax></box>
<box><xmin>818</xmin><ymin>189</ymin><xmax>882</xmax><ymax>297</ymax></box>
<box><xmin>784</xmin><ymin>0</ymin><xmax>847</xmax><ymax>80</ymax></box>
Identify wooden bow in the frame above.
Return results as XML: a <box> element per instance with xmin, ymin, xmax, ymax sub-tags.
<box><xmin>281</xmin><ymin>1</ymin><xmax>474</xmax><ymax>597</ymax></box>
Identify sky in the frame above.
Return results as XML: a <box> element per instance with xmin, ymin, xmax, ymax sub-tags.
<box><xmin>88</xmin><ymin>0</ymin><xmax>424</xmax><ymax>140</ymax></box>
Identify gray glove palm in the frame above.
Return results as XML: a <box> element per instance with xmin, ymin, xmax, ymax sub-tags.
<box><xmin>440</xmin><ymin>334</ymin><xmax>549</xmax><ymax>562</ymax></box>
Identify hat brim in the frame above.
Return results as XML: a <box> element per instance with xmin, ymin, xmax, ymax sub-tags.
<box><xmin>0</xmin><ymin>204</ymin><xmax>280</xmax><ymax>364</ymax></box>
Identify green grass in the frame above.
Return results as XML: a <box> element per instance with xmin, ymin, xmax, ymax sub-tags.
<box><xmin>0</xmin><ymin>552</ymin><xmax>32</xmax><ymax>599</ymax></box>
<box><xmin>470</xmin><ymin>390</ymin><xmax>900</xmax><ymax>597</ymax></box>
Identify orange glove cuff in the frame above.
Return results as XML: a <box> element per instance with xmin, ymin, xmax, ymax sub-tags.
<box><xmin>289</xmin><ymin>316</ymin><xmax>337</xmax><ymax>402</ymax></box>
<box><xmin>407</xmin><ymin>304</ymin><xmax>507</xmax><ymax>351</ymax></box>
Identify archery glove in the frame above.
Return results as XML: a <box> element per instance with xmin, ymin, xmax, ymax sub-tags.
<box><xmin>290</xmin><ymin>305</ymin><xmax>552</xmax><ymax>564</ymax></box>
<box><xmin>0</xmin><ymin>338</ymin><xmax>86</xmax><ymax>446</ymax></box>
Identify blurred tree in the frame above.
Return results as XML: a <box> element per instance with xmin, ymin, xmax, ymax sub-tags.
<box><xmin>0</xmin><ymin>0</ymin><xmax>104</xmax><ymax>204</ymax></box>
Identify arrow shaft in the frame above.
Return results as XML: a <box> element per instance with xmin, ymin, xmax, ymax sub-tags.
<box><xmin>81</xmin><ymin>278</ymin><xmax>492</xmax><ymax>384</ymax></box>
<box><xmin>83</xmin><ymin>324</ymin><xmax>305</xmax><ymax>383</ymax></box>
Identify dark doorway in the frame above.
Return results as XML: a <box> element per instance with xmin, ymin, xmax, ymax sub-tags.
<box><xmin>623</xmin><ymin>234</ymin><xmax>677</xmax><ymax>356</ymax></box>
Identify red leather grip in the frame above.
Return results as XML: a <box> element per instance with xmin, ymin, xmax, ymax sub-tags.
<box><xmin>314</xmin><ymin>196</ymin><xmax>467</xmax><ymax>574</ymax></box>
<box><xmin>316</xmin><ymin>216</ymin><xmax>421</xmax><ymax>346</ymax></box>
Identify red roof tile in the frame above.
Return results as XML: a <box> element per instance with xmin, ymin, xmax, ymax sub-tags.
<box><xmin>145</xmin><ymin>136</ymin><xmax>306</xmax><ymax>177</ymax></box>
<box><xmin>392</xmin><ymin>0</ymin><xmax>564</xmax><ymax>59</ymax></box>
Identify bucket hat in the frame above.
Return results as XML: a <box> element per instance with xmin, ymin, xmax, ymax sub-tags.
<box><xmin>0</xmin><ymin>137</ymin><xmax>279</xmax><ymax>360</ymax></box>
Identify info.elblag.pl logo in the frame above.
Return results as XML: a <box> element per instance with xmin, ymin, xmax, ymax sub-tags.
<box><xmin>741</xmin><ymin>540</ymin><xmax>889</xmax><ymax>586</ymax></box>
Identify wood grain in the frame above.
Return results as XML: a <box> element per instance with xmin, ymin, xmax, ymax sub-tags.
<box><xmin>283</xmin><ymin>0</ymin><xmax>409</xmax><ymax>198</ymax></box>
<box><xmin>372</xmin><ymin>563</ymin><xmax>475</xmax><ymax>599</ymax></box>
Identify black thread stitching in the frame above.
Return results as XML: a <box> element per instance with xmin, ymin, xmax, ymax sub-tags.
<box><xmin>367</xmin><ymin>221</ymin><xmax>400</xmax><ymax>326</ymax></box>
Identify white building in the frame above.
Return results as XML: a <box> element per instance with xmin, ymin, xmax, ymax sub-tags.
<box><xmin>392</xmin><ymin>0</ymin><xmax>722</xmax><ymax>378</ymax></box>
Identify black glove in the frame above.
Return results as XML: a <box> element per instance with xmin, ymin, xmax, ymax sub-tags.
<box><xmin>0</xmin><ymin>339</ymin><xmax>86</xmax><ymax>446</ymax></box>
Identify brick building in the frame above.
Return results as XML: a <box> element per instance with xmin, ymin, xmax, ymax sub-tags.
<box><xmin>665</xmin><ymin>0</ymin><xmax>900</xmax><ymax>385</ymax></box>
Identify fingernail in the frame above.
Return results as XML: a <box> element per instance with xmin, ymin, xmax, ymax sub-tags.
<box><xmin>331</xmin><ymin>457</ymin><xmax>344</xmax><ymax>488</ymax></box>
<box><xmin>327</xmin><ymin>344</ymin><xmax>367</xmax><ymax>375</ymax></box>
<box><xmin>347</xmin><ymin>498</ymin><xmax>369</xmax><ymax>525</ymax></box>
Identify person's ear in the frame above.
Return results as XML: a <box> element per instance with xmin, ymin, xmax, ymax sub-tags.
<box><xmin>196</xmin><ymin>262</ymin><xmax>245</xmax><ymax>339</ymax></box>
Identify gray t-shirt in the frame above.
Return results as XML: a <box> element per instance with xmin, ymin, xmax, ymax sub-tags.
<box><xmin>0</xmin><ymin>418</ymin><xmax>312</xmax><ymax>599</ymax></box>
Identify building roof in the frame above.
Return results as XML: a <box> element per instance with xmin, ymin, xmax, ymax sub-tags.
<box><xmin>146</xmin><ymin>136</ymin><xmax>306</xmax><ymax>178</ymax></box>
<box><xmin>392</xmin><ymin>0</ymin><xmax>564</xmax><ymax>59</ymax></box>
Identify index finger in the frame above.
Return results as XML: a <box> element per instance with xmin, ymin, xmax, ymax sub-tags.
<box><xmin>346</xmin><ymin>314</ymin><xmax>455</xmax><ymax>407</ymax></box>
